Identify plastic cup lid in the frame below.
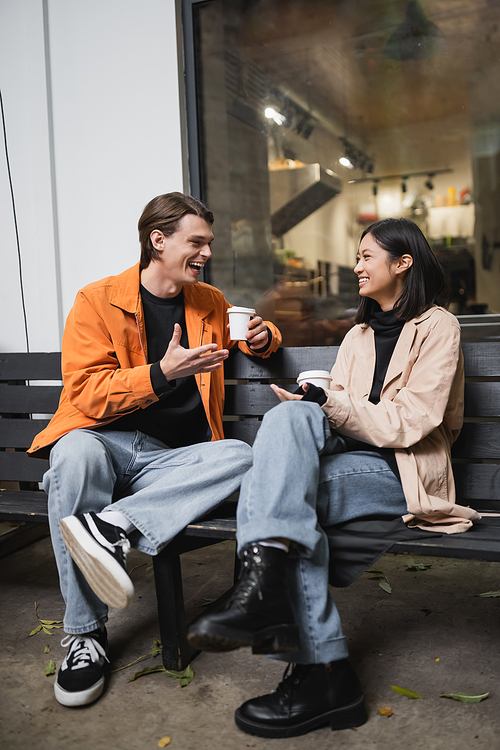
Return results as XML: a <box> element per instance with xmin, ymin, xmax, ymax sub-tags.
<box><xmin>296</xmin><ymin>370</ymin><xmax>331</xmax><ymax>382</ymax></box>
<box><xmin>227</xmin><ymin>306</ymin><xmax>256</xmax><ymax>314</ymax></box>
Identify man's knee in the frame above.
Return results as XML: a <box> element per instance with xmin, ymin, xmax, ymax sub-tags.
<box><xmin>50</xmin><ymin>429</ymin><xmax>106</xmax><ymax>466</ymax></box>
<box><xmin>218</xmin><ymin>439</ymin><xmax>253</xmax><ymax>471</ymax></box>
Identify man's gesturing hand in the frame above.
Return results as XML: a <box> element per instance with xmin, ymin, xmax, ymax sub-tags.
<box><xmin>160</xmin><ymin>324</ymin><xmax>229</xmax><ymax>381</ymax></box>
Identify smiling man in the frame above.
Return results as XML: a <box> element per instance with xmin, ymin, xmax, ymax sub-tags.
<box><xmin>28</xmin><ymin>192</ymin><xmax>281</xmax><ymax>708</ymax></box>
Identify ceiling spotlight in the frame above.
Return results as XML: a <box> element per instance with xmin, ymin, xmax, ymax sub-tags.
<box><xmin>384</xmin><ymin>0</ymin><xmax>447</xmax><ymax>61</ymax></box>
<box><xmin>425</xmin><ymin>174</ymin><xmax>435</xmax><ymax>190</ymax></box>
<box><xmin>372</xmin><ymin>180</ymin><xmax>379</xmax><ymax>196</ymax></box>
<box><xmin>339</xmin><ymin>156</ymin><xmax>355</xmax><ymax>169</ymax></box>
<box><xmin>402</xmin><ymin>177</ymin><xmax>408</xmax><ymax>193</ymax></box>
<box><xmin>265</xmin><ymin>107</ymin><xmax>286</xmax><ymax>125</ymax></box>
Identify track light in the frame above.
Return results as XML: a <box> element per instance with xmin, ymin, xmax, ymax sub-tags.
<box><xmin>425</xmin><ymin>173</ymin><xmax>435</xmax><ymax>190</ymax></box>
<box><xmin>402</xmin><ymin>177</ymin><xmax>408</xmax><ymax>193</ymax></box>
<box><xmin>339</xmin><ymin>137</ymin><xmax>373</xmax><ymax>173</ymax></box>
<box><xmin>372</xmin><ymin>180</ymin><xmax>379</xmax><ymax>196</ymax></box>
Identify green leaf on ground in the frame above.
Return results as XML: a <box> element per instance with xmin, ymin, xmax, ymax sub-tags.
<box><xmin>151</xmin><ymin>639</ymin><xmax>162</xmax><ymax>657</ymax></box>
<box><xmin>44</xmin><ymin>645</ymin><xmax>50</xmax><ymax>654</ymax></box>
<box><xmin>29</xmin><ymin>625</ymin><xmax>43</xmax><ymax>637</ymax></box>
<box><xmin>391</xmin><ymin>685</ymin><xmax>423</xmax><ymax>699</ymax></box>
<box><xmin>379</xmin><ymin>580</ymin><xmax>392</xmax><ymax>594</ymax></box>
<box><xmin>478</xmin><ymin>590</ymin><xmax>500</xmax><ymax>598</ymax></box>
<box><xmin>440</xmin><ymin>692</ymin><xmax>489</xmax><ymax>703</ymax></box>
<box><xmin>129</xmin><ymin>664</ymin><xmax>194</xmax><ymax>687</ymax></box>
<box><xmin>405</xmin><ymin>556</ymin><xmax>432</xmax><ymax>571</ymax></box>
<box><xmin>45</xmin><ymin>660</ymin><xmax>56</xmax><ymax>676</ymax></box>
<box><xmin>145</xmin><ymin>565</ymin><xmax>154</xmax><ymax>576</ymax></box>
<box><xmin>200</xmin><ymin>597</ymin><xmax>218</xmax><ymax>607</ymax></box>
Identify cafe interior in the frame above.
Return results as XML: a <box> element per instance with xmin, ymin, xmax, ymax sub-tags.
<box><xmin>191</xmin><ymin>0</ymin><xmax>500</xmax><ymax>346</ymax></box>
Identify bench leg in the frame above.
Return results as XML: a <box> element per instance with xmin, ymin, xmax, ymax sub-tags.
<box><xmin>153</xmin><ymin>548</ymin><xmax>198</xmax><ymax>671</ymax></box>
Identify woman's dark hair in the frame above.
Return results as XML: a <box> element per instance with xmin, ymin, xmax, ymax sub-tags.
<box><xmin>138</xmin><ymin>192</ymin><xmax>214</xmax><ymax>269</ymax></box>
<box><xmin>354</xmin><ymin>217</ymin><xmax>449</xmax><ymax>324</ymax></box>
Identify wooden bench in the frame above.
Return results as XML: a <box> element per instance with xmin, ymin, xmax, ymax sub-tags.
<box><xmin>1</xmin><ymin>342</ymin><xmax>499</xmax><ymax>669</ymax></box>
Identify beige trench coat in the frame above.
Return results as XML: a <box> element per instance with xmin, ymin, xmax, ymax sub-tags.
<box><xmin>322</xmin><ymin>306</ymin><xmax>480</xmax><ymax>534</ymax></box>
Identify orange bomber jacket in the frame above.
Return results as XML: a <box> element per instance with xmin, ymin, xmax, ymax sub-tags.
<box><xmin>28</xmin><ymin>263</ymin><xmax>281</xmax><ymax>459</ymax></box>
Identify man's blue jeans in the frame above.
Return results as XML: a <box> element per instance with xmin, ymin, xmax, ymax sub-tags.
<box><xmin>43</xmin><ymin>429</ymin><xmax>252</xmax><ymax>634</ymax></box>
<box><xmin>236</xmin><ymin>400</ymin><xmax>407</xmax><ymax>666</ymax></box>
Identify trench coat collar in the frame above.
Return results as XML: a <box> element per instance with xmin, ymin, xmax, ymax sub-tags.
<box><xmin>358</xmin><ymin>305</ymin><xmax>439</xmax><ymax>394</ymax></box>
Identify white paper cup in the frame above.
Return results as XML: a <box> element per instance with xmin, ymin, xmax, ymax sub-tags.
<box><xmin>227</xmin><ymin>306</ymin><xmax>256</xmax><ymax>341</ymax></box>
<box><xmin>296</xmin><ymin>370</ymin><xmax>332</xmax><ymax>390</ymax></box>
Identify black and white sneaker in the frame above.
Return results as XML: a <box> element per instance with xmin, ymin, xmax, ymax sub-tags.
<box><xmin>60</xmin><ymin>512</ymin><xmax>134</xmax><ymax>609</ymax></box>
<box><xmin>54</xmin><ymin>628</ymin><xmax>109</xmax><ymax>707</ymax></box>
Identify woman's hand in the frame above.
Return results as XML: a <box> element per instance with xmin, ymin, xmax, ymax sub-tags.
<box><xmin>270</xmin><ymin>383</ymin><xmax>308</xmax><ymax>402</ymax></box>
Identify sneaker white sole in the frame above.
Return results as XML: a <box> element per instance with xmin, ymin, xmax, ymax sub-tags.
<box><xmin>54</xmin><ymin>676</ymin><xmax>105</xmax><ymax>707</ymax></box>
<box><xmin>60</xmin><ymin>516</ymin><xmax>134</xmax><ymax>609</ymax></box>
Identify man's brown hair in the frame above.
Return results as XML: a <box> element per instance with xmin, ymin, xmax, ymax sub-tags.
<box><xmin>138</xmin><ymin>192</ymin><xmax>214</xmax><ymax>269</ymax></box>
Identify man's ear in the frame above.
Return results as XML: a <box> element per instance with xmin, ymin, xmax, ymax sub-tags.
<box><xmin>150</xmin><ymin>230</ymin><xmax>165</xmax><ymax>253</ymax></box>
<box><xmin>395</xmin><ymin>254</ymin><xmax>413</xmax><ymax>275</ymax></box>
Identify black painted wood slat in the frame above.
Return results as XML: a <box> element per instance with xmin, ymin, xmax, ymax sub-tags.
<box><xmin>452</xmin><ymin>423</ymin><xmax>500</xmax><ymax>459</ymax></box>
<box><xmin>0</xmin><ymin>352</ymin><xmax>62</xmax><ymax>380</ymax></box>
<box><xmin>0</xmin><ymin>452</ymin><xmax>49</xmax><ymax>482</ymax></box>
<box><xmin>224</xmin><ymin>342</ymin><xmax>500</xmax><ymax>380</ymax></box>
<box><xmin>0</xmin><ymin>419</ymin><xmax>51</xmax><ymax>448</ymax></box>
<box><xmin>0</xmin><ymin>384</ymin><xmax>62</xmax><ymax>413</ymax></box>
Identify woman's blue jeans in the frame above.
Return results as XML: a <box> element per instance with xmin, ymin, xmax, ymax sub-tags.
<box><xmin>43</xmin><ymin>429</ymin><xmax>252</xmax><ymax>634</ymax></box>
<box><xmin>236</xmin><ymin>400</ymin><xmax>407</xmax><ymax>665</ymax></box>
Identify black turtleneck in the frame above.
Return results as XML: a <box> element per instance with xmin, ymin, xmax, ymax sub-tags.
<box><xmin>368</xmin><ymin>304</ymin><xmax>405</xmax><ymax>405</ymax></box>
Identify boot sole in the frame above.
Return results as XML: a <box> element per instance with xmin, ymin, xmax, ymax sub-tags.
<box><xmin>234</xmin><ymin>693</ymin><xmax>368</xmax><ymax>738</ymax></box>
<box><xmin>187</xmin><ymin>622</ymin><xmax>300</xmax><ymax>654</ymax></box>
<box><xmin>60</xmin><ymin>516</ymin><xmax>134</xmax><ymax>609</ymax></box>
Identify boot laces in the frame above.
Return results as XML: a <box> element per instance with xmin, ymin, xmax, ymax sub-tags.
<box><xmin>60</xmin><ymin>634</ymin><xmax>109</xmax><ymax>672</ymax></box>
<box><xmin>276</xmin><ymin>663</ymin><xmax>307</xmax><ymax>704</ymax></box>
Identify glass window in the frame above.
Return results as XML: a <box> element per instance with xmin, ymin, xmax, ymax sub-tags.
<box><xmin>187</xmin><ymin>0</ymin><xmax>500</xmax><ymax>345</ymax></box>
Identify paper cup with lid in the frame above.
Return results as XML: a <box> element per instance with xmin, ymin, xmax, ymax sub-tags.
<box><xmin>296</xmin><ymin>369</ymin><xmax>332</xmax><ymax>390</ymax></box>
<box><xmin>227</xmin><ymin>306</ymin><xmax>256</xmax><ymax>341</ymax></box>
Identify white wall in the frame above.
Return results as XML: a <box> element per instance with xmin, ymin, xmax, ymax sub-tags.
<box><xmin>0</xmin><ymin>0</ymin><xmax>185</xmax><ymax>352</ymax></box>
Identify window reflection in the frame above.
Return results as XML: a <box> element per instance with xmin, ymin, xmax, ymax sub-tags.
<box><xmin>194</xmin><ymin>0</ymin><xmax>500</xmax><ymax>345</ymax></box>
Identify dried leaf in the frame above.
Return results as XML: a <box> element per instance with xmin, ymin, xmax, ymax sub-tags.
<box><xmin>151</xmin><ymin>639</ymin><xmax>162</xmax><ymax>657</ymax></box>
<box><xmin>200</xmin><ymin>597</ymin><xmax>218</xmax><ymax>607</ymax></box>
<box><xmin>44</xmin><ymin>645</ymin><xmax>50</xmax><ymax>654</ymax></box>
<box><xmin>379</xmin><ymin>580</ymin><xmax>392</xmax><ymax>594</ymax></box>
<box><xmin>378</xmin><ymin>706</ymin><xmax>393</xmax><ymax>716</ymax></box>
<box><xmin>478</xmin><ymin>590</ymin><xmax>500</xmax><ymax>598</ymax></box>
<box><xmin>42</xmin><ymin>626</ymin><xmax>54</xmax><ymax>635</ymax></box>
<box><xmin>45</xmin><ymin>660</ymin><xmax>56</xmax><ymax>676</ymax></box>
<box><xmin>29</xmin><ymin>625</ymin><xmax>43</xmax><ymax>637</ymax></box>
<box><xmin>145</xmin><ymin>565</ymin><xmax>154</xmax><ymax>576</ymax></box>
<box><xmin>391</xmin><ymin>685</ymin><xmax>423</xmax><ymax>699</ymax></box>
<box><xmin>39</xmin><ymin>619</ymin><xmax>62</xmax><ymax>625</ymax></box>
<box><xmin>440</xmin><ymin>692</ymin><xmax>489</xmax><ymax>703</ymax></box>
<box><xmin>158</xmin><ymin>738</ymin><xmax>171</xmax><ymax>748</ymax></box>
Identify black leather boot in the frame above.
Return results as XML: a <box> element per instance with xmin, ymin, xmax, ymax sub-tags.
<box><xmin>187</xmin><ymin>543</ymin><xmax>300</xmax><ymax>654</ymax></box>
<box><xmin>235</xmin><ymin>660</ymin><xmax>367</xmax><ymax>738</ymax></box>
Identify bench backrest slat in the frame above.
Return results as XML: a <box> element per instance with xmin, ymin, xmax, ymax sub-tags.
<box><xmin>0</xmin><ymin>384</ymin><xmax>62</xmax><ymax>413</ymax></box>
<box><xmin>1</xmin><ymin>341</ymin><xmax>499</xmax><ymax>513</ymax></box>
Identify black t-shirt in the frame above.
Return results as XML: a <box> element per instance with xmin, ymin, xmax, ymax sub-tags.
<box><xmin>110</xmin><ymin>285</ymin><xmax>210</xmax><ymax>447</ymax></box>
